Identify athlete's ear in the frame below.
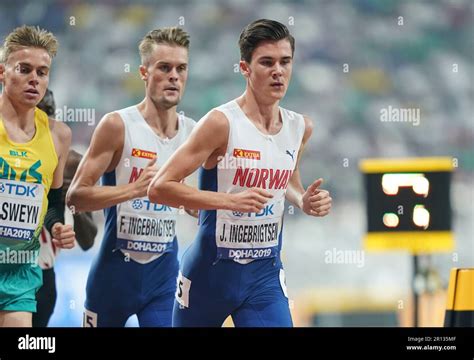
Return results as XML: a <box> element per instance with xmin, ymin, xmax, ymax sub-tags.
<box><xmin>139</xmin><ymin>64</ymin><xmax>148</xmax><ymax>81</ymax></box>
<box><xmin>240</xmin><ymin>60</ymin><xmax>250</xmax><ymax>78</ymax></box>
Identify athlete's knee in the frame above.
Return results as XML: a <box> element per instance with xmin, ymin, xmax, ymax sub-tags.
<box><xmin>0</xmin><ymin>311</ymin><xmax>32</xmax><ymax>327</ymax></box>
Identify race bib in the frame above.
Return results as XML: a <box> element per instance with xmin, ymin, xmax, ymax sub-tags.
<box><xmin>0</xmin><ymin>179</ymin><xmax>44</xmax><ymax>242</ymax></box>
<box><xmin>115</xmin><ymin>197</ymin><xmax>177</xmax><ymax>254</ymax></box>
<box><xmin>215</xmin><ymin>198</ymin><xmax>284</xmax><ymax>261</ymax></box>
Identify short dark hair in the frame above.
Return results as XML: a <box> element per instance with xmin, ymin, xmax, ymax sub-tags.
<box><xmin>238</xmin><ymin>19</ymin><xmax>295</xmax><ymax>63</ymax></box>
<box><xmin>37</xmin><ymin>88</ymin><xmax>56</xmax><ymax>117</ymax></box>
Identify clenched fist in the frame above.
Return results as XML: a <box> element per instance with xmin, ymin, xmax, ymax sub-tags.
<box><xmin>51</xmin><ymin>223</ymin><xmax>76</xmax><ymax>249</ymax></box>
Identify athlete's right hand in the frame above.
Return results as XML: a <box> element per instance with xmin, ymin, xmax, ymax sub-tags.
<box><xmin>134</xmin><ymin>157</ymin><xmax>159</xmax><ymax>198</ymax></box>
<box><xmin>51</xmin><ymin>223</ymin><xmax>76</xmax><ymax>249</ymax></box>
<box><xmin>228</xmin><ymin>188</ymin><xmax>273</xmax><ymax>213</ymax></box>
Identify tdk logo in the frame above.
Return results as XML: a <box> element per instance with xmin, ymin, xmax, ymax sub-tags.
<box><xmin>131</xmin><ymin>199</ymin><xmax>172</xmax><ymax>212</ymax></box>
<box><xmin>9</xmin><ymin>150</ymin><xmax>28</xmax><ymax>158</ymax></box>
<box><xmin>0</xmin><ymin>182</ymin><xmax>37</xmax><ymax>197</ymax></box>
<box><xmin>233</xmin><ymin>204</ymin><xmax>274</xmax><ymax>217</ymax></box>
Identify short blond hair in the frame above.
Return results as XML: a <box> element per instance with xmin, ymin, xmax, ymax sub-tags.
<box><xmin>1</xmin><ymin>25</ymin><xmax>58</xmax><ymax>63</ymax></box>
<box><xmin>139</xmin><ymin>27</ymin><xmax>189</xmax><ymax>64</ymax></box>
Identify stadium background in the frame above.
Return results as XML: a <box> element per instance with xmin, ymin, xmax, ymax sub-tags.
<box><xmin>0</xmin><ymin>0</ymin><xmax>472</xmax><ymax>326</ymax></box>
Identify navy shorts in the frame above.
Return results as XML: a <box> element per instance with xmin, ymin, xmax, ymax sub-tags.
<box><xmin>173</xmin><ymin>246</ymin><xmax>292</xmax><ymax>327</ymax></box>
<box><xmin>84</xmin><ymin>249</ymin><xmax>178</xmax><ymax>327</ymax></box>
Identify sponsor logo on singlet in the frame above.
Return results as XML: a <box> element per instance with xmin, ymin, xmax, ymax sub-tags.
<box><xmin>233</xmin><ymin>148</ymin><xmax>261</xmax><ymax>160</ymax></box>
<box><xmin>131</xmin><ymin>148</ymin><xmax>157</xmax><ymax>159</ymax></box>
<box><xmin>285</xmin><ymin>149</ymin><xmax>296</xmax><ymax>161</ymax></box>
<box><xmin>9</xmin><ymin>150</ymin><xmax>28</xmax><ymax>158</ymax></box>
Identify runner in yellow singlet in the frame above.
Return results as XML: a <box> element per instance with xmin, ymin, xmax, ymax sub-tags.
<box><xmin>0</xmin><ymin>26</ymin><xmax>76</xmax><ymax>327</ymax></box>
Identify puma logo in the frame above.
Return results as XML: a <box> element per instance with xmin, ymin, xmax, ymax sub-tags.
<box><xmin>286</xmin><ymin>150</ymin><xmax>295</xmax><ymax>161</ymax></box>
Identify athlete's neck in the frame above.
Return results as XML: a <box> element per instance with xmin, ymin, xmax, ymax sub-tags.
<box><xmin>236</xmin><ymin>91</ymin><xmax>281</xmax><ymax>134</ymax></box>
<box><xmin>0</xmin><ymin>94</ymin><xmax>36</xmax><ymax>131</ymax></box>
<box><xmin>136</xmin><ymin>98</ymin><xmax>179</xmax><ymax>139</ymax></box>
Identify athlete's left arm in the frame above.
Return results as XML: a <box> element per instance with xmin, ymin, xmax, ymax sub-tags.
<box><xmin>46</xmin><ymin>120</ymin><xmax>76</xmax><ymax>249</ymax></box>
<box><xmin>63</xmin><ymin>151</ymin><xmax>97</xmax><ymax>250</ymax></box>
<box><xmin>285</xmin><ymin>116</ymin><xmax>332</xmax><ymax>217</ymax></box>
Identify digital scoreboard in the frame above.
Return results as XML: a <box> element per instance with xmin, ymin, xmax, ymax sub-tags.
<box><xmin>359</xmin><ymin>157</ymin><xmax>454</xmax><ymax>253</ymax></box>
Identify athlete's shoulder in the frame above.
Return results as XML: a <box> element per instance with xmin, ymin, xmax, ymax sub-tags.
<box><xmin>190</xmin><ymin>108</ymin><xmax>229</xmax><ymax>145</ymax></box>
<box><xmin>206</xmin><ymin>99</ymin><xmax>238</xmax><ymax>124</ymax></box>
<box><xmin>214</xmin><ymin>99</ymin><xmax>237</xmax><ymax>112</ymax></box>
<box><xmin>302</xmin><ymin>114</ymin><xmax>314</xmax><ymax>131</ymax></box>
<box><xmin>113</xmin><ymin>105</ymin><xmax>136</xmax><ymax>117</ymax></box>
<box><xmin>48</xmin><ymin>118</ymin><xmax>72</xmax><ymax>143</ymax></box>
<box><xmin>95</xmin><ymin>111</ymin><xmax>125</xmax><ymax>134</ymax></box>
<box><xmin>181</xmin><ymin>113</ymin><xmax>197</xmax><ymax>130</ymax></box>
<box><xmin>281</xmin><ymin>106</ymin><xmax>311</xmax><ymax>140</ymax></box>
<box><xmin>301</xmin><ymin>114</ymin><xmax>314</xmax><ymax>142</ymax></box>
<box><xmin>201</xmin><ymin>108</ymin><xmax>230</xmax><ymax>129</ymax></box>
<box><xmin>280</xmin><ymin>106</ymin><xmax>311</xmax><ymax>125</ymax></box>
<box><xmin>48</xmin><ymin>118</ymin><xmax>72</xmax><ymax>159</ymax></box>
<box><xmin>280</xmin><ymin>106</ymin><xmax>305</xmax><ymax>122</ymax></box>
